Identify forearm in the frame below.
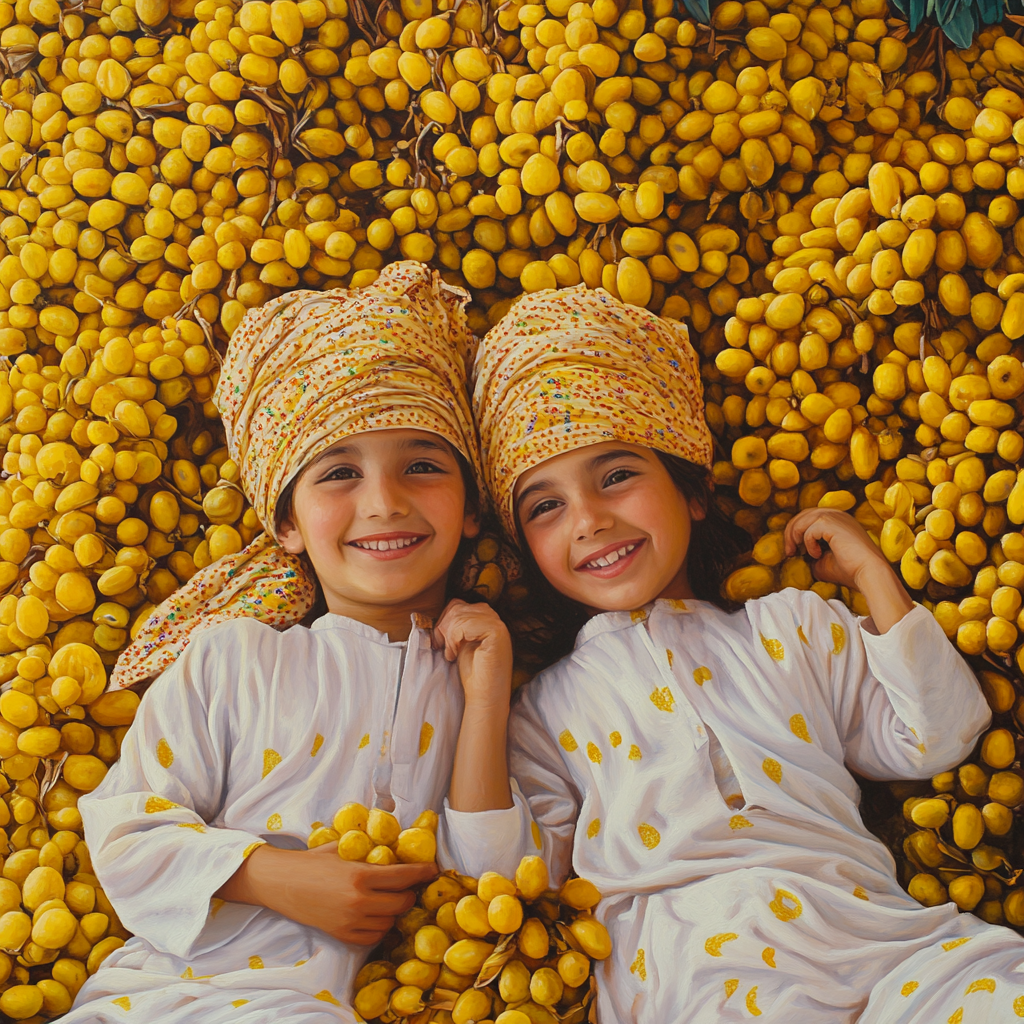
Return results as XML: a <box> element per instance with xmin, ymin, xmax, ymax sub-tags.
<box><xmin>855</xmin><ymin>560</ymin><xmax>915</xmax><ymax>635</ymax></box>
<box><xmin>215</xmin><ymin>843</ymin><xmax>291</xmax><ymax>914</ymax></box>
<box><xmin>449</xmin><ymin>702</ymin><xmax>513</xmax><ymax>811</ymax></box>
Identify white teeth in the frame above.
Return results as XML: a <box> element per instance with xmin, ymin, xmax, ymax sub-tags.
<box><xmin>585</xmin><ymin>543</ymin><xmax>637</xmax><ymax>569</ymax></box>
<box><xmin>354</xmin><ymin>537</ymin><xmax>420</xmax><ymax>551</ymax></box>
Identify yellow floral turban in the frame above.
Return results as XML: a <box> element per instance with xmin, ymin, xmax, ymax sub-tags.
<box><xmin>112</xmin><ymin>262</ymin><xmax>482</xmax><ymax>688</ymax></box>
<box><xmin>472</xmin><ymin>285</ymin><xmax>714</xmax><ymax>539</ymax></box>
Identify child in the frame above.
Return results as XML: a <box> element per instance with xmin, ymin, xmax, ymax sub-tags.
<box><xmin>61</xmin><ymin>263</ymin><xmax>513</xmax><ymax>1023</ymax></box>
<box><xmin>443</xmin><ymin>286</ymin><xmax>1024</xmax><ymax>1023</ymax></box>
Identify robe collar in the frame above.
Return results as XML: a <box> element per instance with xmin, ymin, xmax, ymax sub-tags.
<box><xmin>573</xmin><ymin>597</ymin><xmax>716</xmax><ymax>650</ymax></box>
<box><xmin>309</xmin><ymin>610</ymin><xmax>434</xmax><ymax>645</ymax></box>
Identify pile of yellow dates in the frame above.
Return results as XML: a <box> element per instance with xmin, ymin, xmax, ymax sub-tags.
<box><xmin>353</xmin><ymin>852</ymin><xmax>609</xmax><ymax>1024</ymax></box>
<box><xmin>8</xmin><ymin>0</ymin><xmax>1024</xmax><ymax>1004</ymax></box>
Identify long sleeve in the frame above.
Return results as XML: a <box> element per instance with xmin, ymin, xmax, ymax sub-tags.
<box><xmin>812</xmin><ymin>595</ymin><xmax>991</xmax><ymax>780</ymax></box>
<box><xmin>442</xmin><ymin>682</ymin><xmax>582</xmax><ymax>885</ymax></box>
<box><xmin>80</xmin><ymin>629</ymin><xmax>266</xmax><ymax>960</ymax></box>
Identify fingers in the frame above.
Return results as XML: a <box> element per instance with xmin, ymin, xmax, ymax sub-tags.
<box><xmin>344</xmin><ymin>928</ymin><xmax>391</xmax><ymax>947</ymax></box>
<box><xmin>365</xmin><ymin>862</ymin><xmax>439</xmax><ymax>891</ymax></box>
<box><xmin>355</xmin><ymin>889</ymin><xmax>417</xmax><ymax>917</ymax></box>
<box><xmin>434</xmin><ymin>602</ymin><xmax>506</xmax><ymax>662</ymax></box>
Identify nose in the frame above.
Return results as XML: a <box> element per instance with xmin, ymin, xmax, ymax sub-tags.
<box><xmin>360</xmin><ymin>468</ymin><xmax>410</xmax><ymax>520</ymax></box>
<box><xmin>571</xmin><ymin>498</ymin><xmax>614</xmax><ymax>543</ymax></box>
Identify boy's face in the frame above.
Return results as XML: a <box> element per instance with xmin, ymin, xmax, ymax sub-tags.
<box><xmin>277</xmin><ymin>429</ymin><xmax>478</xmax><ymax>618</ymax></box>
<box><xmin>514</xmin><ymin>441</ymin><xmax>704</xmax><ymax>613</ymax></box>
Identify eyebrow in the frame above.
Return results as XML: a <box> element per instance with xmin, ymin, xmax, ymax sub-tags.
<box><xmin>307</xmin><ymin>436</ymin><xmax>451</xmax><ymax>468</ymax></box>
<box><xmin>515</xmin><ymin>449</ymin><xmax>645</xmax><ymax>511</ymax></box>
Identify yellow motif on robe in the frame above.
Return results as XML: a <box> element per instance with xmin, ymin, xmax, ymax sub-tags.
<box><xmin>650</xmin><ymin>687</ymin><xmax>675</xmax><ymax>712</ymax></box>
<box><xmin>853</xmin><ymin>886</ymin><xmax>868</xmax><ymax>901</ymax></box>
<box><xmin>310</xmin><ymin>733</ymin><xmax>324</xmax><ymax>757</ymax></box>
<box><xmin>762</xmin><ymin>947</ymin><xmax>776</xmax><ymax>968</ymax></box>
<box><xmin>262</xmin><ymin>749</ymin><xmax>282</xmax><ymax>778</ymax></box>
<box><xmin>831</xmin><ymin>622</ymin><xmax>846</xmax><ymax>654</ymax></box>
<box><xmin>1013</xmin><ymin>994</ymin><xmax>1024</xmax><ymax>1016</ymax></box>
<box><xmin>769</xmin><ymin>889</ymin><xmax>802</xmax><ymax>922</ymax></box>
<box><xmin>693</xmin><ymin>666</ymin><xmax>712</xmax><ymax>686</ymax></box>
<box><xmin>901</xmin><ymin>982</ymin><xmax>919</xmax><ymax>997</ymax></box>
<box><xmin>630</xmin><ymin>609</ymin><xmax>647</xmax><ymax>623</ymax></box>
<box><xmin>111</xmin><ymin>997</ymin><xmax>131</xmax><ymax>1011</ymax></box>
<box><xmin>629</xmin><ymin>744</ymin><xmax>642</xmax><ymax>760</ymax></box>
<box><xmin>797</xmin><ymin>626</ymin><xmax>810</xmax><ymax>646</ymax></box>
<box><xmin>746</xmin><ymin>986</ymin><xmax>763</xmax><ymax>1016</ymax></box>
<box><xmin>315</xmin><ymin>991</ymin><xmax>342</xmax><ymax>1006</ymax></box>
<box><xmin>156</xmin><ymin>738</ymin><xmax>174</xmax><ymax>768</ymax></box>
<box><xmin>760</xmin><ymin>634</ymin><xmax>784</xmax><ymax>660</ymax></box>
<box><xmin>942</xmin><ymin>937</ymin><xmax>972</xmax><ymax>952</ymax></box>
<box><xmin>948</xmin><ymin>1009</ymin><xmax>963</xmax><ymax>1024</ymax></box>
<box><xmin>729</xmin><ymin>815</ymin><xmax>753</xmax><ymax>830</ymax></box>
<box><xmin>965</xmin><ymin>979</ymin><xmax>996</xmax><ymax>995</ymax></box>
<box><xmin>630</xmin><ymin>949</ymin><xmax>647</xmax><ymax>981</ymax></box>
<box><xmin>177</xmin><ymin>822</ymin><xmax>206</xmax><ymax>832</ymax></box>
<box><xmin>762</xmin><ymin>758</ymin><xmax>782</xmax><ymax>784</ymax></box>
<box><xmin>637</xmin><ymin>823</ymin><xmax>661</xmax><ymax>849</ymax></box>
<box><xmin>531</xmin><ymin>821</ymin><xmax>542</xmax><ymax>849</ymax></box>
<box><xmin>232</xmin><ymin>1000</ymin><xmax>249</xmax><ymax>1008</ymax></box>
<box><xmin>609</xmin><ymin>731</ymin><xmax>622</xmax><ymax>747</ymax></box>
<box><xmin>704</xmin><ymin>933</ymin><xmax>738</xmax><ymax>956</ymax></box>
<box><xmin>790</xmin><ymin>714</ymin><xmax>812</xmax><ymax>743</ymax></box>
<box><xmin>587</xmin><ymin>818</ymin><xmax>601</xmax><ymax>839</ymax></box>
<box><xmin>419</xmin><ymin>722</ymin><xmax>434</xmax><ymax>757</ymax></box>
<box><xmin>267</xmin><ymin>813</ymin><xmax>283</xmax><ymax>830</ymax></box>
<box><xmin>210</xmin><ymin>898</ymin><xmax>226</xmax><ymax>917</ymax></box>
<box><xmin>666</xmin><ymin>649</ymin><xmax>674</xmax><ymax>668</ymax></box>
<box><xmin>249</xmin><ymin>956</ymin><xmax>264</xmax><ymax>969</ymax></box>
<box><xmin>242</xmin><ymin>842</ymin><xmax>264</xmax><ymax>860</ymax></box>
<box><xmin>559</xmin><ymin>730</ymin><xmax>578</xmax><ymax>752</ymax></box>
<box><xmin>358</xmin><ymin>733</ymin><xmax>370</xmax><ymax>749</ymax></box>
<box><xmin>145</xmin><ymin>796</ymin><xmax>179</xmax><ymax>813</ymax></box>
<box><xmin>587</xmin><ymin>742</ymin><xmax>602</xmax><ymax>764</ymax></box>
<box><xmin>724</xmin><ymin>980</ymin><xmax>739</xmax><ymax>999</ymax></box>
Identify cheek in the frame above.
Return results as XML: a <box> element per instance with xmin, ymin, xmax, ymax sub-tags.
<box><xmin>524</xmin><ymin>525</ymin><xmax>569</xmax><ymax>581</ymax></box>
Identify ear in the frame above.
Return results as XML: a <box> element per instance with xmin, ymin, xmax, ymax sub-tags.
<box><xmin>276</xmin><ymin>512</ymin><xmax>307</xmax><ymax>555</ymax></box>
<box><xmin>462</xmin><ymin>507</ymin><xmax>481</xmax><ymax>540</ymax></box>
<box><xmin>687</xmin><ymin>493</ymin><xmax>708</xmax><ymax>523</ymax></box>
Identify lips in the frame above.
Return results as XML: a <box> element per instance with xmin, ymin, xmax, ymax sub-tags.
<box><xmin>348</xmin><ymin>533</ymin><xmax>428</xmax><ymax>560</ymax></box>
<box><xmin>575</xmin><ymin>538</ymin><xmax>646</xmax><ymax>578</ymax></box>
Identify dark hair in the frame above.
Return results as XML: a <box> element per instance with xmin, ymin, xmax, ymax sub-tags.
<box><xmin>271</xmin><ymin>444</ymin><xmax>483</xmax><ymax>625</ymax></box>
<box><xmin>506</xmin><ymin>451</ymin><xmax>752</xmax><ymax>668</ymax></box>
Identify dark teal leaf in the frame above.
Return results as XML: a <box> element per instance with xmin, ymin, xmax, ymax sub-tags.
<box><xmin>979</xmin><ymin>0</ymin><xmax>1001</xmax><ymax>24</ymax></box>
<box><xmin>940</xmin><ymin>2</ymin><xmax>977</xmax><ymax>47</ymax></box>
<box><xmin>681</xmin><ymin>0</ymin><xmax>709</xmax><ymax>21</ymax></box>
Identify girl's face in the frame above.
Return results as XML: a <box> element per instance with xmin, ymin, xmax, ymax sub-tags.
<box><xmin>277</xmin><ymin>429</ymin><xmax>478</xmax><ymax>622</ymax></box>
<box><xmin>514</xmin><ymin>442</ymin><xmax>705</xmax><ymax>613</ymax></box>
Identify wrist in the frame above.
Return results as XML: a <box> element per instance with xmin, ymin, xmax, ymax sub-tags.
<box><xmin>462</xmin><ymin>696</ymin><xmax>512</xmax><ymax>719</ymax></box>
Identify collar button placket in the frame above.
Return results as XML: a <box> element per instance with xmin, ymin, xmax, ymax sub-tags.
<box><xmin>637</xmin><ymin>616</ymin><xmax>707</xmax><ymax>750</ymax></box>
<box><xmin>370</xmin><ymin>645</ymin><xmax>403</xmax><ymax>813</ymax></box>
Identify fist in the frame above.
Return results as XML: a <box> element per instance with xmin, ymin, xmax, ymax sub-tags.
<box><xmin>783</xmin><ymin>508</ymin><xmax>894</xmax><ymax>592</ymax></box>
<box><xmin>433</xmin><ymin>599</ymin><xmax>513</xmax><ymax>710</ymax></box>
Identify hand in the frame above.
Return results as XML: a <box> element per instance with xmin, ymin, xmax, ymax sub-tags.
<box><xmin>783</xmin><ymin>508</ymin><xmax>914</xmax><ymax>634</ymax></box>
<box><xmin>783</xmin><ymin>508</ymin><xmax>894</xmax><ymax>592</ymax></box>
<box><xmin>218</xmin><ymin>844</ymin><xmax>437</xmax><ymax>946</ymax></box>
<box><xmin>433</xmin><ymin>599</ymin><xmax>513</xmax><ymax>711</ymax></box>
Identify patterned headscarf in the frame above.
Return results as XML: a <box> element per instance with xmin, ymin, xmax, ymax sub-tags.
<box><xmin>112</xmin><ymin>262</ymin><xmax>481</xmax><ymax>688</ymax></box>
<box><xmin>472</xmin><ymin>286</ymin><xmax>713</xmax><ymax>539</ymax></box>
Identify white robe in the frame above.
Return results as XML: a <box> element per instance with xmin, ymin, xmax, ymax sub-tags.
<box><xmin>444</xmin><ymin>591</ymin><xmax>1024</xmax><ymax>1023</ymax></box>
<box><xmin>63</xmin><ymin>612</ymin><xmax>466</xmax><ymax>1024</ymax></box>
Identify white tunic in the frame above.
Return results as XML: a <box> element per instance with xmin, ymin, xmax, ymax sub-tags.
<box><xmin>63</xmin><ymin>612</ymin><xmax>465</xmax><ymax>1024</ymax></box>
<box><xmin>445</xmin><ymin>591</ymin><xmax>1024</xmax><ymax>1023</ymax></box>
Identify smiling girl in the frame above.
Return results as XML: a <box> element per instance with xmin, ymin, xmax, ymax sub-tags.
<box><xmin>59</xmin><ymin>263</ymin><xmax>512</xmax><ymax>1024</ymax></box>
<box><xmin>443</xmin><ymin>286</ymin><xmax>1024</xmax><ymax>1024</ymax></box>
